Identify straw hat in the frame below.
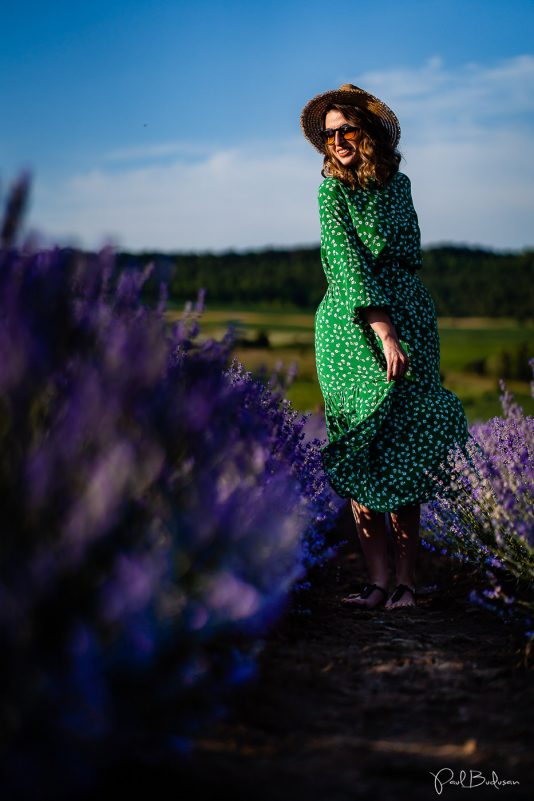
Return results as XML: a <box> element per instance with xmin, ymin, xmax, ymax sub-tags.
<box><xmin>300</xmin><ymin>83</ymin><xmax>401</xmax><ymax>153</ymax></box>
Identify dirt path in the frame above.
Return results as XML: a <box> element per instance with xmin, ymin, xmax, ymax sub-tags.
<box><xmin>103</xmin><ymin>505</ymin><xmax>534</xmax><ymax>800</ymax></box>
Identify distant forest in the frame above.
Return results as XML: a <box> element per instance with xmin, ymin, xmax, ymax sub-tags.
<box><xmin>117</xmin><ymin>245</ymin><xmax>534</xmax><ymax>319</ymax></box>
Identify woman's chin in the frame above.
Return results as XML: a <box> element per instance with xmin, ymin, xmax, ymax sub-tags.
<box><xmin>338</xmin><ymin>156</ymin><xmax>358</xmax><ymax>168</ymax></box>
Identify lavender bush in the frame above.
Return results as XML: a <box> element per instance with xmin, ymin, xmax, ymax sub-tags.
<box><xmin>0</xmin><ymin>176</ymin><xmax>341</xmax><ymax>797</ymax></box>
<box><xmin>420</xmin><ymin>363</ymin><xmax>534</xmax><ymax>647</ymax></box>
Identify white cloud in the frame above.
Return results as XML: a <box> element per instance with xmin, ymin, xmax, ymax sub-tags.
<box><xmin>27</xmin><ymin>55</ymin><xmax>534</xmax><ymax>252</ymax></box>
<box><xmin>407</xmin><ymin>130</ymin><xmax>534</xmax><ymax>248</ymax></box>
<box><xmin>355</xmin><ymin>54</ymin><xmax>534</xmax><ymax>249</ymax></box>
<box><xmin>357</xmin><ymin>54</ymin><xmax>534</xmax><ymax>125</ymax></box>
<box><xmin>30</xmin><ymin>141</ymin><xmax>322</xmax><ymax>251</ymax></box>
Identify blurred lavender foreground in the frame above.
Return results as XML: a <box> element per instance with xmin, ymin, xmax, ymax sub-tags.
<box><xmin>0</xmin><ymin>175</ymin><xmax>342</xmax><ymax>798</ymax></box>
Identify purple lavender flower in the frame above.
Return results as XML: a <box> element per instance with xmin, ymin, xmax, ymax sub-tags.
<box><xmin>0</xmin><ymin>175</ymin><xmax>341</xmax><ymax>797</ymax></box>
<box><xmin>421</xmin><ymin>365</ymin><xmax>534</xmax><ymax>646</ymax></box>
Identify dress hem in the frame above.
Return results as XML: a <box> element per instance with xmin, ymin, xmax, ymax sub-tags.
<box><xmin>321</xmin><ymin>384</ymin><xmax>472</xmax><ymax>512</ymax></box>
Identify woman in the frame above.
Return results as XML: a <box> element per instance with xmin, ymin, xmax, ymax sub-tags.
<box><xmin>300</xmin><ymin>84</ymin><xmax>471</xmax><ymax>610</ymax></box>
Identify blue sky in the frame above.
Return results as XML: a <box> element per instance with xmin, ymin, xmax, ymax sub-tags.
<box><xmin>1</xmin><ymin>0</ymin><xmax>533</xmax><ymax>252</ymax></box>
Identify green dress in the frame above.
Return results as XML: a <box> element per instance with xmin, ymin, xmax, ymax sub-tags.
<box><xmin>314</xmin><ymin>171</ymin><xmax>471</xmax><ymax>511</ymax></box>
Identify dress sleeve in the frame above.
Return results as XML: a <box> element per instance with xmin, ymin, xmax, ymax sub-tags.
<box><xmin>398</xmin><ymin>174</ymin><xmax>423</xmax><ymax>271</ymax></box>
<box><xmin>318</xmin><ymin>179</ymin><xmax>392</xmax><ymax>317</ymax></box>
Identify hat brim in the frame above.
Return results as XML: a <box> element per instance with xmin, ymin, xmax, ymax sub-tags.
<box><xmin>300</xmin><ymin>86</ymin><xmax>401</xmax><ymax>154</ymax></box>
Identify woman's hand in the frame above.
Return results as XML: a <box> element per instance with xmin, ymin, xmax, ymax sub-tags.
<box><xmin>382</xmin><ymin>333</ymin><xmax>410</xmax><ymax>382</ymax></box>
<box><xmin>359</xmin><ymin>307</ymin><xmax>410</xmax><ymax>382</ymax></box>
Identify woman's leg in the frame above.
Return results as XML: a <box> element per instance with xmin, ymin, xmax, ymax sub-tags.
<box><xmin>385</xmin><ymin>502</ymin><xmax>420</xmax><ymax>609</ymax></box>
<box><xmin>343</xmin><ymin>499</ymin><xmax>390</xmax><ymax>608</ymax></box>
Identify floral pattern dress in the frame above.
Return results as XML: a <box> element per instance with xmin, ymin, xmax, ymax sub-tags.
<box><xmin>314</xmin><ymin>171</ymin><xmax>472</xmax><ymax>511</ymax></box>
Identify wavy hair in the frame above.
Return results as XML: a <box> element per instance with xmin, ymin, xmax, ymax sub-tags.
<box><xmin>321</xmin><ymin>103</ymin><xmax>402</xmax><ymax>190</ymax></box>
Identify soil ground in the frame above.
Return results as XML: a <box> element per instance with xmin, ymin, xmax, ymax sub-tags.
<box><xmin>102</xmin><ymin>503</ymin><xmax>534</xmax><ymax>801</ymax></box>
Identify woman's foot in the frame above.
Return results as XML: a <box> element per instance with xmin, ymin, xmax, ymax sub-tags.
<box><xmin>385</xmin><ymin>583</ymin><xmax>416</xmax><ymax>610</ymax></box>
<box><xmin>341</xmin><ymin>582</ymin><xmax>388</xmax><ymax>609</ymax></box>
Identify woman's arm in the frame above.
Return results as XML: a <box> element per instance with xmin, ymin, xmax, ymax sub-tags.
<box><xmin>318</xmin><ymin>179</ymin><xmax>392</xmax><ymax>315</ymax></box>
<box><xmin>360</xmin><ymin>306</ymin><xmax>410</xmax><ymax>383</ymax></box>
<box><xmin>318</xmin><ymin>179</ymin><xmax>410</xmax><ymax>383</ymax></box>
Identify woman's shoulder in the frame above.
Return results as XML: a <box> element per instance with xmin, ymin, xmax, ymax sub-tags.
<box><xmin>392</xmin><ymin>170</ymin><xmax>412</xmax><ymax>190</ymax></box>
<box><xmin>317</xmin><ymin>177</ymin><xmax>347</xmax><ymax>210</ymax></box>
<box><xmin>318</xmin><ymin>175</ymin><xmax>343</xmax><ymax>196</ymax></box>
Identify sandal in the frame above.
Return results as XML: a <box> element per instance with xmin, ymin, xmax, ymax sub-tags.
<box><xmin>341</xmin><ymin>582</ymin><xmax>388</xmax><ymax>607</ymax></box>
<box><xmin>386</xmin><ymin>583</ymin><xmax>417</xmax><ymax>609</ymax></box>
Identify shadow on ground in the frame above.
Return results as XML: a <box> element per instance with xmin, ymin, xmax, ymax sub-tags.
<box><xmin>95</xmin><ymin>502</ymin><xmax>534</xmax><ymax>801</ymax></box>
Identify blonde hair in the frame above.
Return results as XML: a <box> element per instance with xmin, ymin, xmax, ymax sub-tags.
<box><xmin>321</xmin><ymin>103</ymin><xmax>402</xmax><ymax>190</ymax></box>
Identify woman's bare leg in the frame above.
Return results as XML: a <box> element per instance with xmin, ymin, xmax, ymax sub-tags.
<box><xmin>344</xmin><ymin>499</ymin><xmax>390</xmax><ymax>608</ymax></box>
<box><xmin>385</xmin><ymin>502</ymin><xmax>420</xmax><ymax>609</ymax></box>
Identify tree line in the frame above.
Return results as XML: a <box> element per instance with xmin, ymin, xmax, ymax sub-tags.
<box><xmin>117</xmin><ymin>244</ymin><xmax>534</xmax><ymax>319</ymax></box>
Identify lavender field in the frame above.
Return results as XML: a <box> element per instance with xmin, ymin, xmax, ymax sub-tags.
<box><xmin>1</xmin><ymin>176</ymin><xmax>533</xmax><ymax>800</ymax></box>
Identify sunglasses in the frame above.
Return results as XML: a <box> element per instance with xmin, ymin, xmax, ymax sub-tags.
<box><xmin>320</xmin><ymin>124</ymin><xmax>360</xmax><ymax>146</ymax></box>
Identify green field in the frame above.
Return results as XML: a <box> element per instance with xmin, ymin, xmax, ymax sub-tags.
<box><xmin>168</xmin><ymin>304</ymin><xmax>534</xmax><ymax>424</ymax></box>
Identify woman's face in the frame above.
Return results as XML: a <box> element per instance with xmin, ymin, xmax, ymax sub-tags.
<box><xmin>324</xmin><ymin>109</ymin><xmax>360</xmax><ymax>168</ymax></box>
